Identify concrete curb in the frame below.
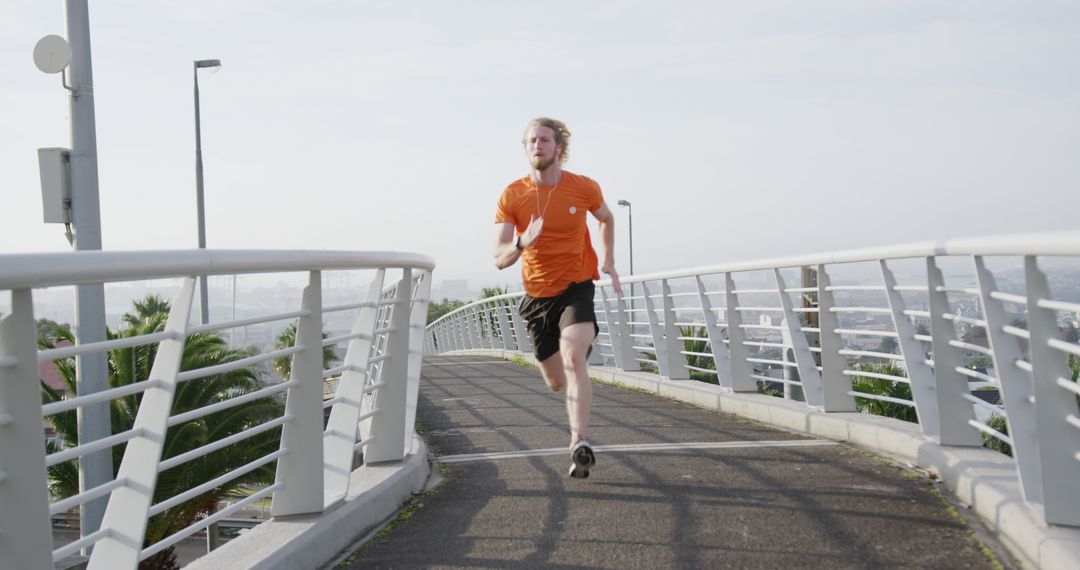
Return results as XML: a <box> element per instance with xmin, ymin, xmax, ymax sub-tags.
<box><xmin>447</xmin><ymin>349</ymin><xmax>1080</xmax><ymax>570</ymax></box>
<box><xmin>186</xmin><ymin>436</ymin><xmax>431</xmax><ymax>570</ymax></box>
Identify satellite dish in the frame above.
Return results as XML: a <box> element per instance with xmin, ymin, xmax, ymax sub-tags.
<box><xmin>34</xmin><ymin>35</ymin><xmax>70</xmax><ymax>74</ymax></box>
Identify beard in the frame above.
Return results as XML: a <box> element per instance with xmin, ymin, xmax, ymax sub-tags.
<box><xmin>529</xmin><ymin>154</ymin><xmax>557</xmax><ymax>171</ymax></box>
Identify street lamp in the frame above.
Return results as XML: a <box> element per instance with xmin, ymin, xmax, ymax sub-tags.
<box><xmin>194</xmin><ymin>58</ymin><xmax>221</xmax><ymax>325</ymax></box>
<box><xmin>617</xmin><ymin>200</ymin><xmax>634</xmax><ymax>320</ymax></box>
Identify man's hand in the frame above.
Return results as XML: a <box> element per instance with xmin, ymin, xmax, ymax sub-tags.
<box><xmin>519</xmin><ymin>215</ymin><xmax>543</xmax><ymax>248</ymax></box>
<box><xmin>602</xmin><ymin>261</ymin><xmax>622</xmax><ymax>295</ymax></box>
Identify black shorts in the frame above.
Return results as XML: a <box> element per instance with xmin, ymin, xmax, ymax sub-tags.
<box><xmin>518</xmin><ymin>280</ymin><xmax>599</xmax><ymax>361</ymax></box>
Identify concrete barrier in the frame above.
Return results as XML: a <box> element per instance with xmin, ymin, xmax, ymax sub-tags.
<box><xmin>186</xmin><ymin>436</ymin><xmax>431</xmax><ymax>570</ymax></box>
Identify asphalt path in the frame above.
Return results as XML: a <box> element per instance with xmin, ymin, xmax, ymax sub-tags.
<box><xmin>341</xmin><ymin>355</ymin><xmax>999</xmax><ymax>569</ymax></box>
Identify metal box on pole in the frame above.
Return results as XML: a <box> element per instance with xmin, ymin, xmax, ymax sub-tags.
<box><xmin>38</xmin><ymin>147</ymin><xmax>71</xmax><ymax>223</ymax></box>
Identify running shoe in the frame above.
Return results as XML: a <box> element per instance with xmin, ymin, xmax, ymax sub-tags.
<box><xmin>568</xmin><ymin>440</ymin><xmax>596</xmax><ymax>479</ymax></box>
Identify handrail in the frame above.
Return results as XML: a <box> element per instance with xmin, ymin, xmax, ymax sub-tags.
<box><xmin>427</xmin><ymin>231</ymin><xmax>1080</xmax><ymax>328</ymax></box>
<box><xmin>0</xmin><ymin>249</ymin><xmax>435</xmax><ymax>289</ymax></box>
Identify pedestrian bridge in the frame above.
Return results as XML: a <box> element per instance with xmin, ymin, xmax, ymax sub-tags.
<box><xmin>2</xmin><ymin>234</ymin><xmax>1080</xmax><ymax>569</ymax></box>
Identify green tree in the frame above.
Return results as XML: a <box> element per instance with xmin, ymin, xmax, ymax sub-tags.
<box><xmin>427</xmin><ymin>298</ymin><xmax>467</xmax><ymax>325</ymax></box>
<box><xmin>849</xmin><ymin>362</ymin><xmax>918</xmax><ymax>423</ymax></box>
<box><xmin>480</xmin><ymin>285</ymin><xmax>509</xmax><ymax>299</ymax></box>
<box><xmin>272</xmin><ymin>321</ymin><xmax>339</xmax><ymax>379</ymax></box>
<box><xmin>37</xmin><ymin>317</ymin><xmax>72</xmax><ymax>345</ymax></box>
<box><xmin>40</xmin><ymin>296</ymin><xmax>284</xmax><ymax>570</ymax></box>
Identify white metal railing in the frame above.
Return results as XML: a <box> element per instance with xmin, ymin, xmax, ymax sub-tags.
<box><xmin>425</xmin><ymin>231</ymin><xmax>1080</xmax><ymax>528</ymax></box>
<box><xmin>0</xmin><ymin>249</ymin><xmax>433</xmax><ymax>569</ymax></box>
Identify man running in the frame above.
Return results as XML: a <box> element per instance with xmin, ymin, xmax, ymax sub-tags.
<box><xmin>493</xmin><ymin>117</ymin><xmax>621</xmax><ymax>479</ymax></box>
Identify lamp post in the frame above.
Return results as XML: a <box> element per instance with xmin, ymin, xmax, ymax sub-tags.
<box><xmin>617</xmin><ymin>200</ymin><xmax>634</xmax><ymax>320</ymax></box>
<box><xmin>194</xmin><ymin>58</ymin><xmax>221</xmax><ymax>324</ymax></box>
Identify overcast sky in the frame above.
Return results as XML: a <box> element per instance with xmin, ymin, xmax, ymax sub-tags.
<box><xmin>3</xmin><ymin>1</ymin><xmax>1078</xmax><ymax>290</ymax></box>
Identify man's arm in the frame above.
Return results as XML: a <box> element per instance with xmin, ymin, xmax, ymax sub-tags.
<box><xmin>493</xmin><ymin>222</ymin><xmax>520</xmax><ymax>269</ymax></box>
<box><xmin>592</xmin><ymin>202</ymin><xmax>622</xmax><ymax>294</ymax></box>
<box><xmin>494</xmin><ymin>217</ymin><xmax>544</xmax><ymax>270</ymax></box>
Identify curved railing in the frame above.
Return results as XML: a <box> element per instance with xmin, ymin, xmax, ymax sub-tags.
<box><xmin>0</xmin><ymin>249</ymin><xmax>434</xmax><ymax>569</ymax></box>
<box><xmin>426</xmin><ymin>231</ymin><xmax>1080</xmax><ymax>528</ymax></box>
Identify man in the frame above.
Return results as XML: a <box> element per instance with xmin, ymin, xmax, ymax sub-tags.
<box><xmin>493</xmin><ymin>117</ymin><xmax>621</xmax><ymax>479</ymax></box>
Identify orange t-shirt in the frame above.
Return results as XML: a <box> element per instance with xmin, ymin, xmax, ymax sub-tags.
<box><xmin>495</xmin><ymin>171</ymin><xmax>603</xmax><ymax>298</ymax></box>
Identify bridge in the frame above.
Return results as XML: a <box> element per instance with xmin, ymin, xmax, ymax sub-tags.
<box><xmin>2</xmin><ymin>235</ymin><xmax>1080</xmax><ymax>569</ymax></box>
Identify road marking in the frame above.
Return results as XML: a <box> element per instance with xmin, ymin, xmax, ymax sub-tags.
<box><xmin>437</xmin><ymin>439</ymin><xmax>839</xmax><ymax>464</ymax></box>
<box><xmin>427</xmin><ymin>361</ymin><xmax>506</xmax><ymax>366</ymax></box>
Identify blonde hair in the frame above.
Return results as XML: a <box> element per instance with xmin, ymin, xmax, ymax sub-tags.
<box><xmin>522</xmin><ymin>117</ymin><xmax>571</xmax><ymax>163</ymax></box>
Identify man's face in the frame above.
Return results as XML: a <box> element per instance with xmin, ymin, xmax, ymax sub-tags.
<box><xmin>525</xmin><ymin>126</ymin><xmax>561</xmax><ymax>171</ymax></box>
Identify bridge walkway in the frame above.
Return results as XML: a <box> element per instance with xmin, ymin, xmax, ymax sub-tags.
<box><xmin>341</xmin><ymin>355</ymin><xmax>1001</xmax><ymax>569</ymax></box>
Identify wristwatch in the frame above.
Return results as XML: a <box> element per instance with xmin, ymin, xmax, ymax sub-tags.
<box><xmin>515</xmin><ymin>236</ymin><xmax>524</xmax><ymax>251</ymax></box>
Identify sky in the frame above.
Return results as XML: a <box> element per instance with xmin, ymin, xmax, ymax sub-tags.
<box><xmin>3</xmin><ymin>0</ymin><xmax>1079</xmax><ymax>293</ymax></box>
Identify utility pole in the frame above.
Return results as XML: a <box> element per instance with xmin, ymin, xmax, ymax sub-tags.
<box><xmin>66</xmin><ymin>0</ymin><xmax>112</xmax><ymax>544</ymax></box>
<box><xmin>194</xmin><ymin>58</ymin><xmax>221</xmax><ymax>324</ymax></box>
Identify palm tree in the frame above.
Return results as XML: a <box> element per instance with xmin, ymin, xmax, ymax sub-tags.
<box><xmin>272</xmin><ymin>321</ymin><xmax>338</xmax><ymax>379</ymax></box>
<box><xmin>40</xmin><ymin>296</ymin><xmax>284</xmax><ymax>570</ymax></box>
<box><xmin>679</xmin><ymin>325</ymin><xmax>718</xmax><ymax>384</ymax></box>
<box><xmin>849</xmin><ymin>361</ymin><xmax>918</xmax><ymax>423</ymax></box>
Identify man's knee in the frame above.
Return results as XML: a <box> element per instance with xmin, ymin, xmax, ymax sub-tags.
<box><xmin>559</xmin><ymin>322</ymin><xmax>595</xmax><ymax>371</ymax></box>
<box><xmin>561</xmin><ymin>345</ymin><xmax>586</xmax><ymax>372</ymax></box>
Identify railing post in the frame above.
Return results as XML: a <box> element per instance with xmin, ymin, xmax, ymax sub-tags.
<box><xmin>600</xmin><ymin>287</ymin><xmax>637</xmax><ymax>371</ymax></box>
<box><xmin>660</xmin><ymin>279</ymin><xmax>689</xmax><ymax>379</ymax></box>
<box><xmin>479</xmin><ymin>307</ymin><xmax>491</xmax><ymax>349</ymax></box>
<box><xmin>403</xmin><ymin>271</ymin><xmax>432</xmax><ymax>452</ymax></box>
<box><xmin>926</xmin><ymin>257</ymin><xmax>981</xmax><ymax>446</ymax></box>
<box><xmin>509</xmin><ymin>299</ymin><xmax>531</xmax><ymax>354</ymax></box>
<box><xmin>816</xmin><ymin>265</ymin><xmax>857</xmax><ymax>411</ymax></box>
<box><xmin>1024</xmin><ymin>256</ymin><xmax>1080</xmax><ymax>526</ymax></box>
<box><xmin>973</xmin><ymin>256</ymin><xmax>1043</xmax><ymax>505</ymax></box>
<box><xmin>451</xmin><ymin>313</ymin><xmax>460</xmax><ymax>349</ymax></box>
<box><xmin>0</xmin><ymin>289</ymin><xmax>53</xmax><ymax>570</ymax></box>
<box><xmin>587</xmin><ymin>290</ymin><xmax>605</xmax><ymax>365</ymax></box>
<box><xmin>495</xmin><ymin>299</ymin><xmax>514</xmax><ymax>350</ymax></box>
<box><xmin>641</xmin><ymin>281</ymin><xmax>670</xmax><ymax>376</ymax></box>
<box><xmin>458</xmin><ymin>312</ymin><xmax>468</xmax><ymax>350</ymax></box>
<box><xmin>880</xmin><ymin>260</ymin><xmax>941</xmax><ymax>438</ymax></box>
<box><xmin>597</xmin><ymin>288</ymin><xmax>618</xmax><ymax>366</ymax></box>
<box><xmin>271</xmin><ymin>271</ymin><xmax>326</xmax><ymax>517</ymax></box>
<box><xmin>467</xmin><ymin>308</ymin><xmax>482</xmax><ymax>350</ymax></box>
<box><xmin>724</xmin><ymin>273</ymin><xmax>755</xmax><ymax>392</ymax></box>
<box><xmin>696</xmin><ymin>276</ymin><xmax>736</xmax><ymax>390</ymax></box>
<box><xmin>323</xmin><ymin>270</ymin><xmax>384</xmax><ymax>505</ymax></box>
<box><xmin>363</xmin><ymin>269</ymin><xmax>413</xmax><ymax>463</ymax></box>
<box><xmin>774</xmin><ymin>269</ymin><xmax>823</xmax><ymax>406</ymax></box>
<box><xmin>90</xmin><ymin>279</ymin><xmax>195</xmax><ymax>568</ymax></box>
<box><xmin>482</xmin><ymin>303</ymin><xmax>497</xmax><ymax>349</ymax></box>
<box><xmin>475</xmin><ymin>305</ymin><xmax>488</xmax><ymax>349</ymax></box>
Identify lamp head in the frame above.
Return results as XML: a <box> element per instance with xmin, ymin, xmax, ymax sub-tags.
<box><xmin>195</xmin><ymin>59</ymin><xmax>222</xmax><ymax>69</ymax></box>
<box><xmin>617</xmin><ymin>200</ymin><xmax>631</xmax><ymax>207</ymax></box>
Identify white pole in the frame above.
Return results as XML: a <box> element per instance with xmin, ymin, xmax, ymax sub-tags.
<box><xmin>65</xmin><ymin>0</ymin><xmax>112</xmax><ymax>543</ymax></box>
<box><xmin>195</xmin><ymin>63</ymin><xmax>210</xmax><ymax>325</ymax></box>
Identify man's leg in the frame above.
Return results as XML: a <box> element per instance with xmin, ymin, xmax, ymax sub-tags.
<box><xmin>559</xmin><ymin>322</ymin><xmax>595</xmax><ymax>446</ymax></box>
<box><xmin>537</xmin><ymin>353</ymin><xmax>566</xmax><ymax>392</ymax></box>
